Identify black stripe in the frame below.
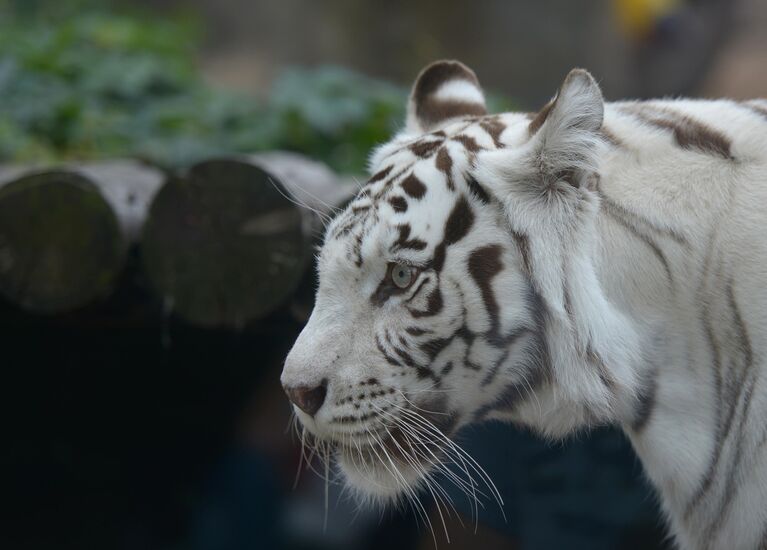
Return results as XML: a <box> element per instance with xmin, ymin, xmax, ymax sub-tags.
<box><xmin>622</xmin><ymin>104</ymin><xmax>734</xmax><ymax>160</ymax></box>
<box><xmin>467</xmin><ymin>244</ymin><xmax>504</xmax><ymax>339</ymax></box>
<box><xmin>404</xmin><ymin>276</ymin><xmax>430</xmax><ymax>304</ymax></box>
<box><xmin>432</xmin><ymin>195</ymin><xmax>475</xmax><ymax>273</ymax></box>
<box><xmin>602</xmin><ymin>203</ymin><xmax>674</xmax><ymax>284</ymax></box>
<box><xmin>409</xmin><ymin>139</ymin><xmax>443</xmax><ymax>158</ymax></box>
<box><xmin>392</xmin><ymin>224</ymin><xmax>427</xmax><ymax>252</ymax></box>
<box><xmin>632</xmin><ymin>367</ymin><xmax>658</xmax><ymax>432</ymax></box>
<box><xmin>436</xmin><ymin>146</ymin><xmax>455</xmax><ymax>190</ymax></box>
<box><xmin>388</xmin><ymin>196</ymin><xmax>407</xmax><ymax>213</ymax></box>
<box><xmin>368</xmin><ymin>165</ymin><xmax>392</xmax><ymax>183</ymax></box>
<box><xmin>708</xmin><ymin>282</ymin><xmax>757</xmax><ymax>534</ymax></box>
<box><xmin>465</xmin><ymin>175</ymin><xmax>491</xmax><ymax>203</ymax></box>
<box><xmin>400</xmin><ymin>174</ymin><xmax>427</xmax><ymax>199</ymax></box>
<box><xmin>596</xmin><ymin>183</ymin><xmax>688</xmax><ymax>246</ymax></box>
<box><xmin>376</xmin><ymin>334</ymin><xmax>401</xmax><ymax>366</ymax></box>
<box><xmin>408</xmin><ymin>287</ymin><xmax>443</xmax><ymax>318</ymax></box>
<box><xmin>479</xmin><ymin>117</ymin><xmax>505</xmax><ymax>148</ymax></box>
<box><xmin>418</xmin><ymin>99</ymin><xmax>486</xmax><ymax>128</ymax></box>
<box><xmin>743</xmin><ymin>101</ymin><xmax>767</xmax><ymax>121</ymax></box>
<box><xmin>451</xmin><ymin>134</ymin><xmax>483</xmax><ymax>153</ymax></box>
<box><xmin>685</xmin><ymin>291</ymin><xmax>723</xmax><ymax>518</ymax></box>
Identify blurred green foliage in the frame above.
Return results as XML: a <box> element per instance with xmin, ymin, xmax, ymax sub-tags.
<box><xmin>0</xmin><ymin>2</ymin><xmax>513</xmax><ymax>174</ymax></box>
<box><xmin>0</xmin><ymin>4</ymin><xmax>407</xmax><ymax>173</ymax></box>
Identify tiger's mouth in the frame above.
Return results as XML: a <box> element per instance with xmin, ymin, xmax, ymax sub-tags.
<box><xmin>337</xmin><ymin>424</ymin><xmax>439</xmax><ymax>469</ymax></box>
<box><xmin>296</xmin><ymin>406</ymin><xmax>454</xmax><ymax>500</ymax></box>
<box><xmin>324</xmin><ymin>402</ymin><xmax>457</xmax><ymax>470</ymax></box>
<box><xmin>295</xmin><ymin>405</ymin><xmax>504</xmax><ymax>513</ymax></box>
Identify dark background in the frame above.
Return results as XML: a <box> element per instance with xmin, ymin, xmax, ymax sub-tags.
<box><xmin>2</xmin><ymin>1</ymin><xmax>766</xmax><ymax>549</ymax></box>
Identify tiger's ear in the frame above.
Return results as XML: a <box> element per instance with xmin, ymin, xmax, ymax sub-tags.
<box><xmin>406</xmin><ymin>60</ymin><xmax>487</xmax><ymax>133</ymax></box>
<box><xmin>525</xmin><ymin>68</ymin><xmax>605</xmax><ymax>187</ymax></box>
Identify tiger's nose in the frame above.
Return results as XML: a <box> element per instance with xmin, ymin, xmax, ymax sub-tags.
<box><xmin>284</xmin><ymin>380</ymin><xmax>328</xmax><ymax>417</ymax></box>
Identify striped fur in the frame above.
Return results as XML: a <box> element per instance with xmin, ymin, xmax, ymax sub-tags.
<box><xmin>282</xmin><ymin>61</ymin><xmax>767</xmax><ymax>549</ymax></box>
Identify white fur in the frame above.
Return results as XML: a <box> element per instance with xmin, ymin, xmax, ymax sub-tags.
<box><xmin>283</xmin><ymin>64</ymin><xmax>767</xmax><ymax>549</ymax></box>
<box><xmin>433</xmin><ymin>79</ymin><xmax>486</xmax><ymax>105</ymax></box>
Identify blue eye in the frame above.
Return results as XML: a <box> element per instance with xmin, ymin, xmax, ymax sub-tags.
<box><xmin>391</xmin><ymin>263</ymin><xmax>415</xmax><ymax>289</ymax></box>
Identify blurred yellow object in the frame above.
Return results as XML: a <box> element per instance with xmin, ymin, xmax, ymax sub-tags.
<box><xmin>614</xmin><ymin>0</ymin><xmax>682</xmax><ymax>38</ymax></box>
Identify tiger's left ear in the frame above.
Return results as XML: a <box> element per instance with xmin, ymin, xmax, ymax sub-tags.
<box><xmin>526</xmin><ymin>69</ymin><xmax>605</xmax><ymax>187</ymax></box>
<box><xmin>406</xmin><ymin>60</ymin><xmax>488</xmax><ymax>133</ymax></box>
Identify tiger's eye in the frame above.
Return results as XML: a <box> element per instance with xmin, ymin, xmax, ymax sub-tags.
<box><xmin>391</xmin><ymin>263</ymin><xmax>414</xmax><ymax>289</ymax></box>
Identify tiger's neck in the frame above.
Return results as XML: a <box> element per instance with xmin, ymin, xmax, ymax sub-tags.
<box><xmin>582</xmin><ymin>125</ymin><xmax>737</xmax><ymax>548</ymax></box>
<box><xmin>496</xmin><ymin>176</ymin><xmax>649</xmax><ymax>438</ymax></box>
<box><xmin>490</xmin><ymin>99</ymin><xmax>764</xmax><ymax>549</ymax></box>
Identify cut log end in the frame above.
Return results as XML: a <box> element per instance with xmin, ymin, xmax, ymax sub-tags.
<box><xmin>0</xmin><ymin>170</ymin><xmax>125</xmax><ymax>314</ymax></box>
<box><xmin>141</xmin><ymin>159</ymin><xmax>311</xmax><ymax>328</ymax></box>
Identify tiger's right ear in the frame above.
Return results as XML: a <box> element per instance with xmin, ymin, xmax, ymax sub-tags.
<box><xmin>406</xmin><ymin>60</ymin><xmax>488</xmax><ymax>133</ymax></box>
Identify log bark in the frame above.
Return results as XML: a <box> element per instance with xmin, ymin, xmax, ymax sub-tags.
<box><xmin>0</xmin><ymin>161</ymin><xmax>164</xmax><ymax>314</ymax></box>
<box><xmin>141</xmin><ymin>153</ymin><xmax>355</xmax><ymax>328</ymax></box>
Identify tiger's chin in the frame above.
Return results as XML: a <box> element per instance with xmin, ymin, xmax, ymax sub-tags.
<box><xmin>336</xmin><ymin>442</ymin><xmax>429</xmax><ymax>505</ymax></box>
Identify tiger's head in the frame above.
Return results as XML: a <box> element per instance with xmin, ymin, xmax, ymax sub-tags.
<box><xmin>282</xmin><ymin>61</ymin><xmax>642</xmax><ymax>505</ymax></box>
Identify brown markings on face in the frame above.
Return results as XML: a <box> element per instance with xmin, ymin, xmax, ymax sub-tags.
<box><xmin>388</xmin><ymin>196</ymin><xmax>407</xmax><ymax>213</ymax></box>
<box><xmin>431</xmin><ymin>195</ymin><xmax>475</xmax><ymax>273</ymax></box>
<box><xmin>478</xmin><ymin>117</ymin><xmax>506</xmax><ymax>148</ymax></box>
<box><xmin>467</xmin><ymin>245</ymin><xmax>504</xmax><ymax>336</ymax></box>
<box><xmin>376</xmin><ymin>333</ymin><xmax>402</xmax><ymax>366</ymax></box>
<box><xmin>393</xmin><ymin>224</ymin><xmax>427</xmax><ymax>251</ymax></box>
<box><xmin>391</xmin><ymin>340</ymin><xmax>418</xmax><ymax>368</ymax></box>
<box><xmin>370</xmin><ymin>165</ymin><xmax>412</xmax><ymax>203</ymax></box>
<box><xmin>410</xmin><ymin>139</ymin><xmax>443</xmax><ymax>158</ymax></box>
<box><xmin>369</xmin><ymin>165</ymin><xmax>393</xmax><ymax>183</ymax></box>
<box><xmin>443</xmin><ymin>195</ymin><xmax>475</xmax><ymax>245</ymax></box>
<box><xmin>400</xmin><ymin>174</ymin><xmax>427</xmax><ymax>199</ymax></box>
<box><xmin>409</xmin><ymin>287</ymin><xmax>444</xmax><ymax>318</ymax></box>
<box><xmin>436</xmin><ymin>146</ymin><xmax>455</xmax><ymax>190</ymax></box>
<box><xmin>419</xmin><ymin>334</ymin><xmax>453</xmax><ymax>362</ymax></box>
<box><xmin>451</xmin><ymin>134</ymin><xmax>482</xmax><ymax>153</ymax></box>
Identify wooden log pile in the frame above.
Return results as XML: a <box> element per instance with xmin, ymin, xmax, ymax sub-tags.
<box><xmin>0</xmin><ymin>153</ymin><xmax>356</xmax><ymax>326</ymax></box>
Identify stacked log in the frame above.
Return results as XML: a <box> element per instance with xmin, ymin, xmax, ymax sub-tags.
<box><xmin>0</xmin><ymin>161</ymin><xmax>163</xmax><ymax>314</ymax></box>
<box><xmin>141</xmin><ymin>153</ymin><xmax>355</xmax><ymax>328</ymax></box>
<box><xmin>0</xmin><ymin>153</ymin><xmax>356</xmax><ymax>325</ymax></box>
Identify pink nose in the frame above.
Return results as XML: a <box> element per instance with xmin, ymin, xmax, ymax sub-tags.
<box><xmin>284</xmin><ymin>381</ymin><xmax>327</xmax><ymax>416</ymax></box>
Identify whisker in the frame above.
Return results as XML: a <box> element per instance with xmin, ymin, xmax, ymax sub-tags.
<box><xmin>368</xmin><ymin>427</ymin><xmax>438</xmax><ymax>547</ymax></box>
<box><xmin>372</xmin><ymin>401</ymin><xmax>483</xmax><ymax>532</ymax></box>
<box><xmin>380</xmin><ymin>422</ymin><xmax>452</xmax><ymax>544</ymax></box>
<box><xmin>265</xmin><ymin>176</ymin><xmax>334</xmax><ymax>229</ymax></box>
<box><xmin>399</xmin><ymin>408</ymin><xmax>506</xmax><ymax>519</ymax></box>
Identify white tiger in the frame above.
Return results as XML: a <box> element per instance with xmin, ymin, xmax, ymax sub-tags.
<box><xmin>281</xmin><ymin>60</ymin><xmax>767</xmax><ymax>550</ymax></box>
